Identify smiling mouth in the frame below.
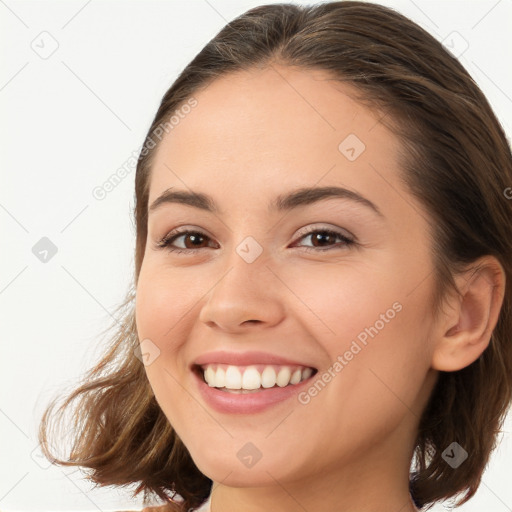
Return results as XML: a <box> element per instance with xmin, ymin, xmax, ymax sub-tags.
<box><xmin>192</xmin><ymin>363</ymin><xmax>318</xmax><ymax>392</ymax></box>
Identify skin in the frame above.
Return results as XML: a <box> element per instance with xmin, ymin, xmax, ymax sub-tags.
<box><xmin>135</xmin><ymin>65</ymin><xmax>505</xmax><ymax>512</ymax></box>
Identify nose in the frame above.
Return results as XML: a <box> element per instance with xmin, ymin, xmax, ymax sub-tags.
<box><xmin>198</xmin><ymin>252</ymin><xmax>286</xmax><ymax>333</ymax></box>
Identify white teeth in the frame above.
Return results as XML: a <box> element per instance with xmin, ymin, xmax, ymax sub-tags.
<box><xmin>261</xmin><ymin>366</ymin><xmax>276</xmax><ymax>388</ymax></box>
<box><xmin>290</xmin><ymin>368</ymin><xmax>302</xmax><ymax>385</ymax></box>
<box><xmin>302</xmin><ymin>367</ymin><xmax>313</xmax><ymax>380</ymax></box>
<box><xmin>276</xmin><ymin>367</ymin><xmax>291</xmax><ymax>387</ymax></box>
<box><xmin>242</xmin><ymin>366</ymin><xmax>261</xmax><ymax>390</ymax></box>
<box><xmin>201</xmin><ymin>364</ymin><xmax>315</xmax><ymax>391</ymax></box>
<box><xmin>205</xmin><ymin>366</ymin><xmax>216</xmax><ymax>387</ymax></box>
<box><xmin>213</xmin><ymin>367</ymin><xmax>225</xmax><ymax>388</ymax></box>
<box><xmin>225</xmin><ymin>366</ymin><xmax>241</xmax><ymax>389</ymax></box>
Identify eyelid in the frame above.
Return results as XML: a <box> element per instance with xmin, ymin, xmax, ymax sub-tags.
<box><xmin>156</xmin><ymin>223</ymin><xmax>353</xmax><ymax>243</ymax></box>
<box><xmin>294</xmin><ymin>223</ymin><xmax>356</xmax><ymax>241</ymax></box>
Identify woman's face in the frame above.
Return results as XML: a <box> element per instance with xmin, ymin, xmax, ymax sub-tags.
<box><xmin>135</xmin><ymin>66</ymin><xmax>440</xmax><ymax>492</ymax></box>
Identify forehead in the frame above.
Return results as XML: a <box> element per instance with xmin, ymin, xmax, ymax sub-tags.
<box><xmin>153</xmin><ymin>66</ymin><xmax>389</xmax><ymax>170</ymax></box>
<box><xmin>146</xmin><ymin>65</ymin><xmax>427</xmax><ymax>233</ymax></box>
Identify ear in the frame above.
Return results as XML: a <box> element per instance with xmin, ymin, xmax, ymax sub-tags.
<box><xmin>431</xmin><ymin>256</ymin><xmax>506</xmax><ymax>372</ymax></box>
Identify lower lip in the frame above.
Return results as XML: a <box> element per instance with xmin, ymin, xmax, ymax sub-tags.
<box><xmin>192</xmin><ymin>368</ymin><xmax>317</xmax><ymax>414</ymax></box>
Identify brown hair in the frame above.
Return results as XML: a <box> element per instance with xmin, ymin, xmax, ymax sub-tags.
<box><xmin>38</xmin><ymin>2</ymin><xmax>512</xmax><ymax>511</ymax></box>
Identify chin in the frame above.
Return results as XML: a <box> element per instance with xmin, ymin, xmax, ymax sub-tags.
<box><xmin>193</xmin><ymin>449</ymin><xmax>307</xmax><ymax>488</ymax></box>
<box><xmin>199</xmin><ymin>464</ymin><xmax>286</xmax><ymax>487</ymax></box>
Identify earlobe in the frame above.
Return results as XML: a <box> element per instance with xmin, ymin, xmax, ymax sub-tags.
<box><xmin>431</xmin><ymin>256</ymin><xmax>506</xmax><ymax>372</ymax></box>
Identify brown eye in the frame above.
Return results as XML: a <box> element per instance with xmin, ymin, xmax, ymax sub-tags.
<box><xmin>156</xmin><ymin>227</ymin><xmax>355</xmax><ymax>255</ymax></box>
<box><xmin>157</xmin><ymin>230</ymin><xmax>216</xmax><ymax>253</ymax></box>
<box><xmin>178</xmin><ymin>232</ymin><xmax>209</xmax><ymax>249</ymax></box>
<box><xmin>293</xmin><ymin>228</ymin><xmax>355</xmax><ymax>252</ymax></box>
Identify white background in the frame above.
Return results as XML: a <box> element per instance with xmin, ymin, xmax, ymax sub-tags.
<box><xmin>1</xmin><ymin>0</ymin><xmax>511</xmax><ymax>510</ymax></box>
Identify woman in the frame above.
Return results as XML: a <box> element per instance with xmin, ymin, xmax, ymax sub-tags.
<box><xmin>39</xmin><ymin>2</ymin><xmax>512</xmax><ymax>511</ymax></box>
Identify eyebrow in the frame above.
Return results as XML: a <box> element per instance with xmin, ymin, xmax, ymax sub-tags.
<box><xmin>148</xmin><ymin>186</ymin><xmax>384</xmax><ymax>218</ymax></box>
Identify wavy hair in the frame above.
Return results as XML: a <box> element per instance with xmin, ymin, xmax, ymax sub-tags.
<box><xmin>38</xmin><ymin>2</ymin><xmax>512</xmax><ymax>511</ymax></box>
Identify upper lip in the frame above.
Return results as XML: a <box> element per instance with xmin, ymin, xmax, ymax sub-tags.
<box><xmin>192</xmin><ymin>350</ymin><xmax>317</xmax><ymax>369</ymax></box>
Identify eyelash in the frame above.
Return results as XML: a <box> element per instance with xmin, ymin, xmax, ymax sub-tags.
<box><xmin>155</xmin><ymin>227</ymin><xmax>356</xmax><ymax>254</ymax></box>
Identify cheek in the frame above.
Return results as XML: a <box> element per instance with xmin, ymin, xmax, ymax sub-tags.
<box><xmin>290</xmin><ymin>263</ymin><xmax>433</xmax><ymax>434</ymax></box>
<box><xmin>134</xmin><ymin>265</ymin><xmax>198</xmax><ymax>406</ymax></box>
<box><xmin>135</xmin><ymin>264</ymin><xmax>201</xmax><ymax>343</ymax></box>
<box><xmin>280</xmin><ymin>261</ymin><xmax>402</xmax><ymax>344</ymax></box>
<box><xmin>135</xmin><ymin>265</ymin><xmax>198</xmax><ymax>430</ymax></box>
<box><xmin>284</xmin><ymin>253</ymin><xmax>433</xmax><ymax>358</ymax></box>
<box><xmin>293</xmin><ymin>306</ymin><xmax>431</xmax><ymax>467</ymax></box>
